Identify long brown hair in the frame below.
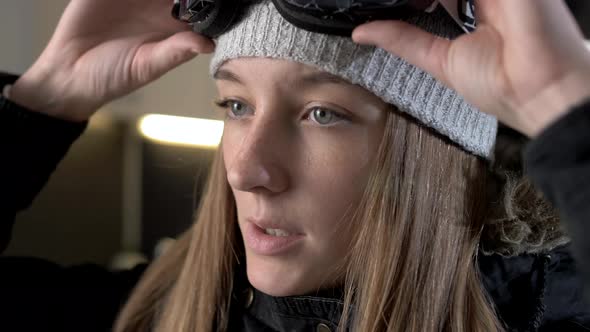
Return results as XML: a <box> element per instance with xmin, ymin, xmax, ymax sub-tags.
<box><xmin>114</xmin><ymin>107</ymin><xmax>505</xmax><ymax>332</ymax></box>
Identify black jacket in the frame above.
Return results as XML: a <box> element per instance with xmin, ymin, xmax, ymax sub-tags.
<box><xmin>1</xmin><ymin>72</ymin><xmax>589</xmax><ymax>332</ymax></box>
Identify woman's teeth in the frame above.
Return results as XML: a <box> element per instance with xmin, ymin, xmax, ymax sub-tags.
<box><xmin>264</xmin><ymin>228</ymin><xmax>292</xmax><ymax>237</ymax></box>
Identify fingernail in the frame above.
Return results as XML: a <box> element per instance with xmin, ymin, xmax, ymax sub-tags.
<box><xmin>197</xmin><ymin>41</ymin><xmax>216</xmax><ymax>54</ymax></box>
<box><xmin>191</xmin><ymin>46</ymin><xmax>212</xmax><ymax>54</ymax></box>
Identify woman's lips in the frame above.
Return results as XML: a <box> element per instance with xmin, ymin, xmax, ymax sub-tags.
<box><xmin>243</xmin><ymin>221</ymin><xmax>304</xmax><ymax>256</ymax></box>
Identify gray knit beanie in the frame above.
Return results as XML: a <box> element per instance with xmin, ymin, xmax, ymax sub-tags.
<box><xmin>210</xmin><ymin>0</ymin><xmax>497</xmax><ymax>159</ymax></box>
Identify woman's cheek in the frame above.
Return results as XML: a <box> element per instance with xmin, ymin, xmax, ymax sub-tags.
<box><xmin>306</xmin><ymin>133</ymin><xmax>373</xmax><ymax>205</ymax></box>
<box><xmin>221</xmin><ymin>123</ymin><xmax>242</xmax><ymax>167</ymax></box>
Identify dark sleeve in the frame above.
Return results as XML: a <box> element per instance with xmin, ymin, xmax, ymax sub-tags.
<box><xmin>0</xmin><ymin>257</ymin><xmax>147</xmax><ymax>332</ymax></box>
<box><xmin>524</xmin><ymin>98</ymin><xmax>590</xmax><ymax>305</ymax></box>
<box><xmin>0</xmin><ymin>74</ymin><xmax>147</xmax><ymax>332</ymax></box>
<box><xmin>0</xmin><ymin>73</ymin><xmax>87</xmax><ymax>253</ymax></box>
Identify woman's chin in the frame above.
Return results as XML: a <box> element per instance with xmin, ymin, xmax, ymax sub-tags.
<box><xmin>245</xmin><ymin>255</ymin><xmax>310</xmax><ymax>297</ymax></box>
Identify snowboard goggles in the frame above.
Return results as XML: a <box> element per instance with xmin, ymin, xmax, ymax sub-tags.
<box><xmin>172</xmin><ymin>0</ymin><xmax>476</xmax><ymax>38</ymax></box>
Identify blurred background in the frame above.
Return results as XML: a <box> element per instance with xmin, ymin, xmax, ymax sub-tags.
<box><xmin>0</xmin><ymin>0</ymin><xmax>589</xmax><ymax>270</ymax></box>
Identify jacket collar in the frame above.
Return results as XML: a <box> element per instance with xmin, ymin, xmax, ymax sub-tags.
<box><xmin>232</xmin><ymin>249</ymin><xmax>554</xmax><ymax>331</ymax></box>
<box><xmin>232</xmin><ymin>265</ymin><xmax>345</xmax><ymax>330</ymax></box>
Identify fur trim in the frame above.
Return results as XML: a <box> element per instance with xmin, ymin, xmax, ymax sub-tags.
<box><xmin>480</xmin><ymin>126</ymin><xmax>570</xmax><ymax>256</ymax></box>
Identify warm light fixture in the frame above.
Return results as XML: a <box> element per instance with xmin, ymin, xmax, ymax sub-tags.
<box><xmin>138</xmin><ymin>114</ymin><xmax>224</xmax><ymax>148</ymax></box>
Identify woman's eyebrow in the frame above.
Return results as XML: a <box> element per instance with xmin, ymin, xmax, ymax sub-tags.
<box><xmin>214</xmin><ymin>69</ymin><xmax>243</xmax><ymax>84</ymax></box>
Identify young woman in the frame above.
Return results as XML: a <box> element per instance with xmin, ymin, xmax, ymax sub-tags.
<box><xmin>1</xmin><ymin>0</ymin><xmax>590</xmax><ymax>331</ymax></box>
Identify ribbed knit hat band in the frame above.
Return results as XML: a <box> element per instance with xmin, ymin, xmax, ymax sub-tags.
<box><xmin>210</xmin><ymin>0</ymin><xmax>497</xmax><ymax>159</ymax></box>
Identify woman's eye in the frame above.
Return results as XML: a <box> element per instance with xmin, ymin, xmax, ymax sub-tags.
<box><xmin>215</xmin><ymin>99</ymin><xmax>252</xmax><ymax>118</ymax></box>
<box><xmin>309</xmin><ymin>107</ymin><xmax>343</xmax><ymax>126</ymax></box>
<box><xmin>231</xmin><ymin>101</ymin><xmax>249</xmax><ymax>117</ymax></box>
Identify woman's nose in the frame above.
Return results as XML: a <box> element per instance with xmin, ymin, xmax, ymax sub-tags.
<box><xmin>226</xmin><ymin>121</ymin><xmax>290</xmax><ymax>195</ymax></box>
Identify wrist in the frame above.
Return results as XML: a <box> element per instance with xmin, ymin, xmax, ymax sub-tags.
<box><xmin>10</xmin><ymin>67</ymin><xmax>94</xmax><ymax>123</ymax></box>
<box><xmin>519</xmin><ymin>70</ymin><xmax>590</xmax><ymax>138</ymax></box>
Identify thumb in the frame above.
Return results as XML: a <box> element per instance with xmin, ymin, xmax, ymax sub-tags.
<box><xmin>352</xmin><ymin>20</ymin><xmax>452</xmax><ymax>87</ymax></box>
<box><xmin>135</xmin><ymin>31</ymin><xmax>215</xmax><ymax>84</ymax></box>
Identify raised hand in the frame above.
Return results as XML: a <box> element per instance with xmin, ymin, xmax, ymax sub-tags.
<box><xmin>353</xmin><ymin>0</ymin><xmax>590</xmax><ymax>137</ymax></box>
<box><xmin>10</xmin><ymin>0</ymin><xmax>214</xmax><ymax>122</ymax></box>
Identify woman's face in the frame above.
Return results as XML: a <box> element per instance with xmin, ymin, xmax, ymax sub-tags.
<box><xmin>216</xmin><ymin>58</ymin><xmax>388</xmax><ymax>296</ymax></box>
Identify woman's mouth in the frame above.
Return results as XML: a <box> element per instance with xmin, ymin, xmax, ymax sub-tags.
<box><xmin>244</xmin><ymin>221</ymin><xmax>304</xmax><ymax>256</ymax></box>
<box><xmin>263</xmin><ymin>228</ymin><xmax>292</xmax><ymax>236</ymax></box>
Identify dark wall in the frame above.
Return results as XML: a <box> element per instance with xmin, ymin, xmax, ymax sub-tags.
<box><xmin>141</xmin><ymin>142</ymin><xmax>215</xmax><ymax>258</ymax></box>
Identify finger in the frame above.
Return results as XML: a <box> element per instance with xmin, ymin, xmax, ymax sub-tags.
<box><xmin>473</xmin><ymin>0</ymin><xmax>501</xmax><ymax>26</ymax></box>
<box><xmin>161</xmin><ymin>19</ymin><xmax>195</xmax><ymax>34</ymax></box>
<box><xmin>135</xmin><ymin>31</ymin><xmax>215</xmax><ymax>84</ymax></box>
<box><xmin>352</xmin><ymin>20</ymin><xmax>453</xmax><ymax>87</ymax></box>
